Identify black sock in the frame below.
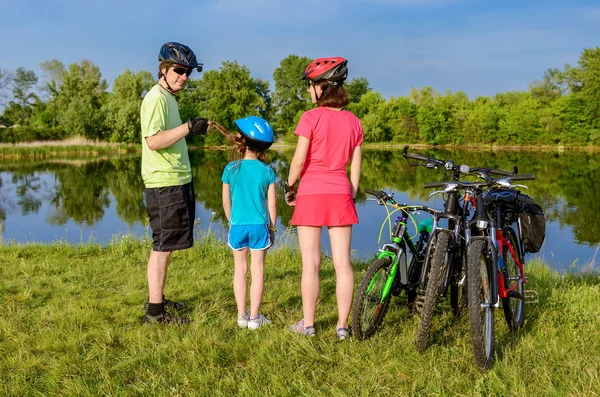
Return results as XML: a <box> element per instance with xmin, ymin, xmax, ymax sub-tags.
<box><xmin>147</xmin><ymin>302</ymin><xmax>165</xmax><ymax>316</ymax></box>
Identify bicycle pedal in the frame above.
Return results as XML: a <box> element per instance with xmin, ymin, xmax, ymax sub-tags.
<box><xmin>524</xmin><ymin>290</ymin><xmax>539</xmax><ymax>304</ymax></box>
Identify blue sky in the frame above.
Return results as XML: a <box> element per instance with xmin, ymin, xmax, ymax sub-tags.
<box><xmin>1</xmin><ymin>0</ymin><xmax>599</xmax><ymax>100</ymax></box>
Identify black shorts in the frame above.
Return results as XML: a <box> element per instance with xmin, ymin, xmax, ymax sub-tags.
<box><xmin>145</xmin><ymin>182</ymin><xmax>195</xmax><ymax>252</ymax></box>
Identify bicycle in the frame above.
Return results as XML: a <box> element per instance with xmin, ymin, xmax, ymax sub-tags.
<box><xmin>402</xmin><ymin>147</ymin><xmax>471</xmax><ymax>352</ymax></box>
<box><xmin>438</xmin><ymin>172</ymin><xmax>539</xmax><ymax>370</ymax></box>
<box><xmin>403</xmin><ymin>147</ymin><xmax>538</xmax><ymax>355</ymax></box>
<box><xmin>351</xmin><ymin>188</ymin><xmax>442</xmax><ymax>340</ymax></box>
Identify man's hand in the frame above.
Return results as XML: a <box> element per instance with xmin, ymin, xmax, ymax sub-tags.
<box><xmin>188</xmin><ymin>118</ymin><xmax>210</xmax><ymax>135</ymax></box>
<box><xmin>284</xmin><ymin>181</ymin><xmax>297</xmax><ymax>206</ymax></box>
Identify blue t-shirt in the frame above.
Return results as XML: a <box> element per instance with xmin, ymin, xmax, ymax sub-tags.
<box><xmin>221</xmin><ymin>159</ymin><xmax>276</xmax><ymax>225</ymax></box>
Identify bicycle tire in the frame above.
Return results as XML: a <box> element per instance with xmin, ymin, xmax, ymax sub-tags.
<box><xmin>467</xmin><ymin>238</ymin><xmax>495</xmax><ymax>371</ymax></box>
<box><xmin>351</xmin><ymin>256</ymin><xmax>394</xmax><ymax>340</ymax></box>
<box><xmin>502</xmin><ymin>227</ymin><xmax>525</xmax><ymax>331</ymax></box>
<box><xmin>415</xmin><ymin>230</ymin><xmax>451</xmax><ymax>352</ymax></box>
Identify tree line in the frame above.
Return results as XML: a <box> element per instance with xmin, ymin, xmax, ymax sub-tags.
<box><xmin>0</xmin><ymin>47</ymin><xmax>599</xmax><ymax>146</ymax></box>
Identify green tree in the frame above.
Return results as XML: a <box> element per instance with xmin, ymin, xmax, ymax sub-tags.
<box><xmin>346</xmin><ymin>77</ymin><xmax>371</xmax><ymax>104</ymax></box>
<box><xmin>497</xmin><ymin>92</ymin><xmax>541</xmax><ymax>145</ymax></box>
<box><xmin>272</xmin><ymin>55</ymin><xmax>312</xmax><ymax>140</ymax></box>
<box><xmin>40</xmin><ymin>60</ymin><xmax>65</xmax><ymax>127</ymax></box>
<box><xmin>254</xmin><ymin>78</ymin><xmax>272</xmax><ymax>121</ymax></box>
<box><xmin>347</xmin><ymin>91</ymin><xmax>384</xmax><ymax>120</ymax></box>
<box><xmin>103</xmin><ymin>69</ymin><xmax>155</xmax><ymax>143</ymax></box>
<box><xmin>464</xmin><ymin>97</ymin><xmax>501</xmax><ymax>144</ymax></box>
<box><xmin>0</xmin><ymin>68</ymin><xmax>13</xmax><ymax>109</ymax></box>
<box><xmin>577</xmin><ymin>46</ymin><xmax>600</xmax><ymax>129</ymax></box>
<box><xmin>55</xmin><ymin>60</ymin><xmax>108</xmax><ymax>139</ymax></box>
<box><xmin>411</xmin><ymin>87</ymin><xmax>454</xmax><ymax>144</ymax></box>
<box><xmin>11</xmin><ymin>68</ymin><xmax>39</xmax><ymax>125</ymax></box>
<box><xmin>185</xmin><ymin>61</ymin><xmax>266</xmax><ymax>146</ymax></box>
<box><xmin>380</xmin><ymin>96</ymin><xmax>418</xmax><ymax>142</ymax></box>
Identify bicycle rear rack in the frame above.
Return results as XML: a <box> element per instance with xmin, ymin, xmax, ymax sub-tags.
<box><xmin>524</xmin><ymin>289</ymin><xmax>539</xmax><ymax>303</ymax></box>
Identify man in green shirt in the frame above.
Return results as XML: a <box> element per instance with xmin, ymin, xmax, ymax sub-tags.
<box><xmin>141</xmin><ymin>42</ymin><xmax>210</xmax><ymax>324</ymax></box>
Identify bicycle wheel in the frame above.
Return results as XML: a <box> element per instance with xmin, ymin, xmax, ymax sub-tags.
<box><xmin>351</xmin><ymin>256</ymin><xmax>394</xmax><ymax>340</ymax></box>
<box><xmin>467</xmin><ymin>238</ymin><xmax>495</xmax><ymax>371</ymax></box>
<box><xmin>415</xmin><ymin>230</ymin><xmax>451</xmax><ymax>352</ymax></box>
<box><xmin>502</xmin><ymin>227</ymin><xmax>525</xmax><ymax>331</ymax></box>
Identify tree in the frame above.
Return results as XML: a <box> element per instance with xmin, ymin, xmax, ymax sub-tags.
<box><xmin>577</xmin><ymin>46</ymin><xmax>600</xmax><ymax>129</ymax></box>
<box><xmin>40</xmin><ymin>60</ymin><xmax>66</xmax><ymax>127</ymax></box>
<box><xmin>464</xmin><ymin>97</ymin><xmax>501</xmax><ymax>144</ymax></box>
<box><xmin>346</xmin><ymin>91</ymin><xmax>384</xmax><ymax>119</ymax></box>
<box><xmin>497</xmin><ymin>92</ymin><xmax>541</xmax><ymax>145</ymax></box>
<box><xmin>182</xmin><ymin>61</ymin><xmax>265</xmax><ymax>145</ymax></box>
<box><xmin>55</xmin><ymin>60</ymin><xmax>108</xmax><ymax>139</ymax></box>
<box><xmin>272</xmin><ymin>55</ymin><xmax>313</xmax><ymax>139</ymax></box>
<box><xmin>12</xmin><ymin>68</ymin><xmax>38</xmax><ymax>125</ymax></box>
<box><xmin>346</xmin><ymin>77</ymin><xmax>371</xmax><ymax>104</ymax></box>
<box><xmin>0</xmin><ymin>68</ymin><xmax>13</xmax><ymax>108</ymax></box>
<box><xmin>254</xmin><ymin>78</ymin><xmax>272</xmax><ymax>121</ymax></box>
<box><xmin>380</xmin><ymin>97</ymin><xmax>418</xmax><ymax>142</ymax></box>
<box><xmin>102</xmin><ymin>69</ymin><xmax>155</xmax><ymax>142</ymax></box>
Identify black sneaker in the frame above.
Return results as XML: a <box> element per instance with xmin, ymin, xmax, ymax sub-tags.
<box><xmin>143</xmin><ymin>297</ymin><xmax>186</xmax><ymax>312</ymax></box>
<box><xmin>143</xmin><ymin>311</ymin><xmax>190</xmax><ymax>325</ymax></box>
<box><xmin>164</xmin><ymin>298</ymin><xmax>186</xmax><ymax>311</ymax></box>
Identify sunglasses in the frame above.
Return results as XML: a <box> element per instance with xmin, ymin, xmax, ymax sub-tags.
<box><xmin>172</xmin><ymin>66</ymin><xmax>193</xmax><ymax>77</ymax></box>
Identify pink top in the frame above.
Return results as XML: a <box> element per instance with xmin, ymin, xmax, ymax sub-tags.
<box><xmin>294</xmin><ymin>107</ymin><xmax>363</xmax><ymax>196</ymax></box>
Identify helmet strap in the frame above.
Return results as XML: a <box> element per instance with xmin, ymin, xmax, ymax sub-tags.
<box><xmin>314</xmin><ymin>82</ymin><xmax>330</xmax><ymax>102</ymax></box>
<box><xmin>160</xmin><ymin>65</ymin><xmax>177</xmax><ymax>94</ymax></box>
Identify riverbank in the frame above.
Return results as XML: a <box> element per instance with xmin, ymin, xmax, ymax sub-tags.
<box><xmin>1</xmin><ymin>237</ymin><xmax>598</xmax><ymax>396</ymax></box>
<box><xmin>2</xmin><ymin>138</ymin><xmax>600</xmax><ymax>159</ymax></box>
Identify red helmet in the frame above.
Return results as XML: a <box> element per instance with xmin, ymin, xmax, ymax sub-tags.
<box><xmin>301</xmin><ymin>57</ymin><xmax>348</xmax><ymax>85</ymax></box>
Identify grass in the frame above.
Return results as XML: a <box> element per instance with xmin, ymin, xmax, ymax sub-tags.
<box><xmin>0</xmin><ymin>137</ymin><xmax>139</xmax><ymax>158</ymax></box>
<box><xmin>1</xmin><ymin>234</ymin><xmax>599</xmax><ymax>396</ymax></box>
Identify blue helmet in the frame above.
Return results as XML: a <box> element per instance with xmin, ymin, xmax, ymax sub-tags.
<box><xmin>234</xmin><ymin>116</ymin><xmax>274</xmax><ymax>151</ymax></box>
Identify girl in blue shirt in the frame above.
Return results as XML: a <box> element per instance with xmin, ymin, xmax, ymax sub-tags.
<box><xmin>219</xmin><ymin>116</ymin><xmax>276</xmax><ymax>330</ymax></box>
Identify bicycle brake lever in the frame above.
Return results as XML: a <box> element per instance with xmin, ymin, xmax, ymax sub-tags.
<box><xmin>428</xmin><ymin>190</ymin><xmax>445</xmax><ymax>198</ymax></box>
<box><xmin>367</xmin><ymin>197</ymin><xmax>385</xmax><ymax>205</ymax></box>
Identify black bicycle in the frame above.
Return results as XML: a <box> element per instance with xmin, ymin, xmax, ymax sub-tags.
<box><xmin>403</xmin><ymin>147</ymin><xmax>533</xmax><ymax>353</ymax></box>
<box><xmin>402</xmin><ymin>147</ymin><xmax>471</xmax><ymax>352</ymax></box>
<box><xmin>351</xmin><ymin>188</ymin><xmax>442</xmax><ymax>340</ymax></box>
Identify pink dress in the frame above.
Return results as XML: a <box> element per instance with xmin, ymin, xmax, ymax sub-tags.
<box><xmin>290</xmin><ymin>107</ymin><xmax>363</xmax><ymax>226</ymax></box>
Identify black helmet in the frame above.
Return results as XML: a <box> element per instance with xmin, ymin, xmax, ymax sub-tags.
<box><xmin>158</xmin><ymin>42</ymin><xmax>203</xmax><ymax>72</ymax></box>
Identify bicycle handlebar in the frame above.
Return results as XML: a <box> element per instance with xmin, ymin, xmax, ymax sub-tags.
<box><xmin>509</xmin><ymin>174</ymin><xmax>535</xmax><ymax>181</ymax></box>
<box><xmin>402</xmin><ymin>146</ymin><xmax>431</xmax><ymax>162</ymax></box>
<box><xmin>404</xmin><ymin>146</ymin><xmax>523</xmax><ymax>177</ymax></box>
<box><xmin>364</xmin><ymin>188</ymin><xmax>380</xmax><ymax>196</ymax></box>
<box><xmin>423</xmin><ymin>181</ymin><xmax>447</xmax><ymax>188</ymax></box>
<box><xmin>471</xmin><ymin>167</ymin><xmax>514</xmax><ymax>176</ymax></box>
<box><xmin>364</xmin><ymin>188</ymin><xmax>394</xmax><ymax>202</ymax></box>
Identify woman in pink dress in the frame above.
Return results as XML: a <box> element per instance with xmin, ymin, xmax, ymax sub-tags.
<box><xmin>285</xmin><ymin>57</ymin><xmax>363</xmax><ymax>340</ymax></box>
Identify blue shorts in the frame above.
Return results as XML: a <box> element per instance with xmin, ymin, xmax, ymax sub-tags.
<box><xmin>228</xmin><ymin>224</ymin><xmax>272</xmax><ymax>251</ymax></box>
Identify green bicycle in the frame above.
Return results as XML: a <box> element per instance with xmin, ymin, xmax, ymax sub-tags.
<box><xmin>351</xmin><ymin>188</ymin><xmax>442</xmax><ymax>340</ymax></box>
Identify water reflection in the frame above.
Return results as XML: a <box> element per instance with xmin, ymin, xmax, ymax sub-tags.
<box><xmin>0</xmin><ymin>149</ymin><xmax>598</xmax><ymax>271</ymax></box>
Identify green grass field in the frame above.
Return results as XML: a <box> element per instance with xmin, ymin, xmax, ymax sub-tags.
<box><xmin>1</xmin><ymin>235</ymin><xmax>599</xmax><ymax>396</ymax></box>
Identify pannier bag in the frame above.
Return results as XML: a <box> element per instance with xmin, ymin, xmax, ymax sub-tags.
<box><xmin>517</xmin><ymin>193</ymin><xmax>546</xmax><ymax>253</ymax></box>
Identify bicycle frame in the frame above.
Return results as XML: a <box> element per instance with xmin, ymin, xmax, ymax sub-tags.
<box><xmin>369</xmin><ymin>206</ymin><xmax>434</xmax><ymax>302</ymax></box>
<box><xmin>496</xmin><ymin>230</ymin><xmax>525</xmax><ymax>298</ymax></box>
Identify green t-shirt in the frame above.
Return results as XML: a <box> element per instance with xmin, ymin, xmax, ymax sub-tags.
<box><xmin>140</xmin><ymin>84</ymin><xmax>191</xmax><ymax>188</ymax></box>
